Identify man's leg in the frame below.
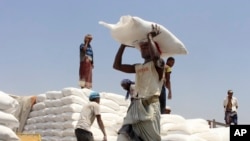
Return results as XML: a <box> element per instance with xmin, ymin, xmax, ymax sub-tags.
<box><xmin>159</xmin><ymin>85</ymin><xmax>166</xmax><ymax>114</ymax></box>
<box><xmin>232</xmin><ymin>114</ymin><xmax>238</xmax><ymax>125</ymax></box>
<box><xmin>75</xmin><ymin>128</ymin><xmax>94</xmax><ymax>141</ymax></box>
<box><xmin>225</xmin><ymin>111</ymin><xmax>231</xmax><ymax>125</ymax></box>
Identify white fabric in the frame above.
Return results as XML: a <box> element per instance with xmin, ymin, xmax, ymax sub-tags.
<box><xmin>45</xmin><ymin>91</ymin><xmax>63</xmax><ymax>99</ymax></box>
<box><xmin>61</xmin><ymin>95</ymin><xmax>86</xmax><ymax>105</ymax></box>
<box><xmin>100</xmin><ymin>99</ymin><xmax>120</xmax><ymax>111</ymax></box>
<box><xmin>161</xmin><ymin>134</ymin><xmax>206</xmax><ymax>141</ymax></box>
<box><xmin>135</xmin><ymin>61</ymin><xmax>164</xmax><ymax>98</ymax></box>
<box><xmin>223</xmin><ymin>96</ymin><xmax>238</xmax><ymax>112</ymax></box>
<box><xmin>62</xmin><ymin>112</ymin><xmax>81</xmax><ymax>121</ymax></box>
<box><xmin>62</xmin><ymin>87</ymin><xmax>86</xmax><ymax>98</ymax></box>
<box><xmin>0</xmin><ymin>110</ymin><xmax>19</xmax><ymax>128</ymax></box>
<box><xmin>102</xmin><ymin>92</ymin><xmax>130</xmax><ymax>106</ymax></box>
<box><xmin>0</xmin><ymin>91</ymin><xmax>19</xmax><ymax>112</ymax></box>
<box><xmin>36</xmin><ymin>93</ymin><xmax>46</xmax><ymax>103</ymax></box>
<box><xmin>0</xmin><ymin>125</ymin><xmax>20</xmax><ymax>141</ymax></box>
<box><xmin>32</xmin><ymin>102</ymin><xmax>46</xmax><ymax>111</ymax></box>
<box><xmin>62</xmin><ymin>103</ymin><xmax>83</xmax><ymax>113</ymax></box>
<box><xmin>99</xmin><ymin>15</ymin><xmax>188</xmax><ymax>57</ymax></box>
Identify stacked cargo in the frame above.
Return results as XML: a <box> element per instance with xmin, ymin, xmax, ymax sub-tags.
<box><xmin>0</xmin><ymin>91</ymin><xmax>20</xmax><ymax>141</ymax></box>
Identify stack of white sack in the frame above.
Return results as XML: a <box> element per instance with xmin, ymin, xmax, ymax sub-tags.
<box><xmin>160</xmin><ymin>114</ymin><xmax>229</xmax><ymax>141</ymax></box>
<box><xmin>23</xmin><ymin>87</ymin><xmax>130</xmax><ymax>141</ymax></box>
<box><xmin>0</xmin><ymin>91</ymin><xmax>20</xmax><ymax>141</ymax></box>
<box><xmin>22</xmin><ymin>87</ymin><xmax>229</xmax><ymax>141</ymax></box>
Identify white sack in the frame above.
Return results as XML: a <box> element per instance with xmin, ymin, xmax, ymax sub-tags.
<box><xmin>44</xmin><ymin>99</ymin><xmax>55</xmax><ymax>107</ymax></box>
<box><xmin>51</xmin><ymin>129</ymin><xmax>63</xmax><ymax>137</ymax></box>
<box><xmin>45</xmin><ymin>91</ymin><xmax>62</xmax><ymax>99</ymax></box>
<box><xmin>26</xmin><ymin>118</ymin><xmax>36</xmax><ymax>124</ymax></box>
<box><xmin>36</xmin><ymin>94</ymin><xmax>46</xmax><ymax>103</ymax></box>
<box><xmin>28</xmin><ymin>110</ymin><xmax>40</xmax><ymax>118</ymax></box>
<box><xmin>50</xmin><ymin>121</ymin><xmax>64</xmax><ymax>129</ymax></box>
<box><xmin>62</xmin><ymin>128</ymin><xmax>75</xmax><ymax>137</ymax></box>
<box><xmin>99</xmin><ymin>15</ymin><xmax>188</xmax><ymax>57</ymax></box>
<box><xmin>0</xmin><ymin>110</ymin><xmax>19</xmax><ymax>128</ymax></box>
<box><xmin>62</xmin><ymin>112</ymin><xmax>80</xmax><ymax>121</ymax></box>
<box><xmin>0</xmin><ymin>91</ymin><xmax>19</xmax><ymax>112</ymax></box>
<box><xmin>0</xmin><ymin>125</ymin><xmax>20</xmax><ymax>141</ymax></box>
<box><xmin>51</xmin><ymin>99</ymin><xmax>63</xmax><ymax>107</ymax></box>
<box><xmin>194</xmin><ymin>127</ymin><xmax>229</xmax><ymax>141</ymax></box>
<box><xmin>63</xmin><ymin>120</ymin><xmax>78</xmax><ymax>129</ymax></box>
<box><xmin>61</xmin><ymin>95</ymin><xmax>86</xmax><ymax>105</ymax></box>
<box><xmin>62</xmin><ymin>103</ymin><xmax>83</xmax><ymax>113</ymax></box>
<box><xmin>24</xmin><ymin>124</ymin><xmax>36</xmax><ymax>131</ymax></box>
<box><xmin>100</xmin><ymin>98</ymin><xmax>120</xmax><ymax>111</ymax></box>
<box><xmin>62</xmin><ymin>87</ymin><xmax>86</xmax><ymax>98</ymax></box>
<box><xmin>61</xmin><ymin>136</ymin><xmax>77</xmax><ymax>141</ymax></box>
<box><xmin>161</xmin><ymin>134</ymin><xmax>206</xmax><ymax>141</ymax></box>
<box><xmin>32</xmin><ymin>116</ymin><xmax>45</xmax><ymax>123</ymax></box>
<box><xmin>194</xmin><ymin>130</ymin><xmax>223</xmax><ymax>141</ymax></box>
<box><xmin>32</xmin><ymin>102</ymin><xmax>46</xmax><ymax>111</ymax></box>
<box><xmin>101</xmin><ymin>92</ymin><xmax>130</xmax><ymax>106</ymax></box>
<box><xmin>100</xmin><ymin>105</ymin><xmax>117</xmax><ymax>114</ymax></box>
<box><xmin>161</xmin><ymin>123</ymin><xmax>176</xmax><ymax>135</ymax></box>
<box><xmin>164</xmin><ymin>120</ymin><xmax>209</xmax><ymax>135</ymax></box>
<box><xmin>160</xmin><ymin>114</ymin><xmax>186</xmax><ymax>125</ymax></box>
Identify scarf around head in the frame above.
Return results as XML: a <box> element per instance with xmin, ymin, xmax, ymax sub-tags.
<box><xmin>121</xmin><ymin>79</ymin><xmax>135</xmax><ymax>100</ymax></box>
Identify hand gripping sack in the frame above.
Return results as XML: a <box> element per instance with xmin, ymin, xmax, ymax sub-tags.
<box><xmin>99</xmin><ymin>15</ymin><xmax>188</xmax><ymax>57</ymax></box>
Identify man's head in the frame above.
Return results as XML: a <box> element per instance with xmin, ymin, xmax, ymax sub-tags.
<box><xmin>84</xmin><ymin>34</ymin><xmax>93</xmax><ymax>43</ymax></box>
<box><xmin>121</xmin><ymin>79</ymin><xmax>132</xmax><ymax>91</ymax></box>
<box><xmin>227</xmin><ymin>90</ymin><xmax>233</xmax><ymax>98</ymax></box>
<box><xmin>166</xmin><ymin>57</ymin><xmax>175</xmax><ymax>67</ymax></box>
<box><xmin>89</xmin><ymin>91</ymin><xmax>100</xmax><ymax>103</ymax></box>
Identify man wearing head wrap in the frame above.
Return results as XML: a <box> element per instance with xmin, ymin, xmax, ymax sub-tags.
<box><xmin>79</xmin><ymin>34</ymin><xmax>94</xmax><ymax>89</ymax></box>
<box><xmin>120</xmin><ymin>79</ymin><xmax>136</xmax><ymax>101</ymax></box>
<box><xmin>75</xmin><ymin>91</ymin><xmax>107</xmax><ymax>141</ymax></box>
<box><xmin>113</xmin><ymin>25</ymin><xmax>164</xmax><ymax>141</ymax></box>
<box><xmin>223</xmin><ymin>90</ymin><xmax>239</xmax><ymax>125</ymax></box>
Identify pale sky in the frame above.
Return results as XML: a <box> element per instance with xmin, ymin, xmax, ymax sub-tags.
<box><xmin>1</xmin><ymin>1</ymin><xmax>249</xmax><ymax>124</ymax></box>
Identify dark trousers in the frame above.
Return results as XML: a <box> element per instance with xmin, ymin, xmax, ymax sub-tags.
<box><xmin>225</xmin><ymin>111</ymin><xmax>238</xmax><ymax>125</ymax></box>
<box><xmin>75</xmin><ymin>128</ymin><xmax>94</xmax><ymax>141</ymax></box>
<box><xmin>159</xmin><ymin>85</ymin><xmax>166</xmax><ymax>114</ymax></box>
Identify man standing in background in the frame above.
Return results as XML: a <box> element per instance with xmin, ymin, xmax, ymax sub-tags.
<box><xmin>79</xmin><ymin>34</ymin><xmax>94</xmax><ymax>89</ymax></box>
<box><xmin>159</xmin><ymin>57</ymin><xmax>175</xmax><ymax>114</ymax></box>
<box><xmin>223</xmin><ymin>89</ymin><xmax>239</xmax><ymax>125</ymax></box>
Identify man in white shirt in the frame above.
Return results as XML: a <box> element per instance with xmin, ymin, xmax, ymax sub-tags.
<box><xmin>75</xmin><ymin>91</ymin><xmax>107</xmax><ymax>141</ymax></box>
<box><xmin>113</xmin><ymin>24</ymin><xmax>164</xmax><ymax>141</ymax></box>
<box><xmin>223</xmin><ymin>90</ymin><xmax>239</xmax><ymax>125</ymax></box>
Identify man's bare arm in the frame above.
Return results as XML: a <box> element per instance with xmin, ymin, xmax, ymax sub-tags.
<box><xmin>113</xmin><ymin>44</ymin><xmax>135</xmax><ymax>73</ymax></box>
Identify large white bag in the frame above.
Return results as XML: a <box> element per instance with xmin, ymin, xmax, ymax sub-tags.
<box><xmin>0</xmin><ymin>110</ymin><xmax>19</xmax><ymax>128</ymax></box>
<box><xmin>99</xmin><ymin>15</ymin><xmax>188</xmax><ymax>57</ymax></box>
<box><xmin>0</xmin><ymin>125</ymin><xmax>20</xmax><ymax>141</ymax></box>
<box><xmin>0</xmin><ymin>91</ymin><xmax>19</xmax><ymax>112</ymax></box>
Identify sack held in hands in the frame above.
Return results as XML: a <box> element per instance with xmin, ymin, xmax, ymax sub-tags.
<box><xmin>99</xmin><ymin>15</ymin><xmax>188</xmax><ymax>57</ymax></box>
